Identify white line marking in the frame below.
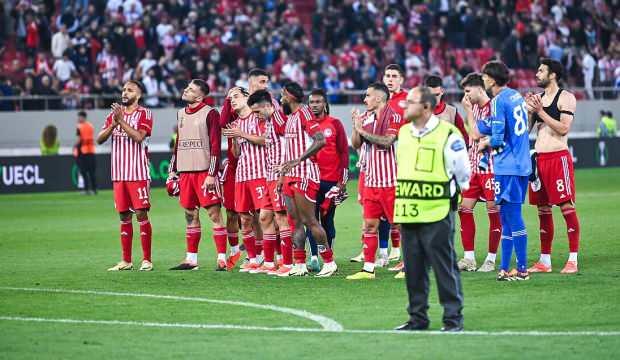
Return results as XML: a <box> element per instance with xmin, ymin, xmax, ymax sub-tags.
<box><xmin>1</xmin><ymin>316</ymin><xmax>619</xmax><ymax>337</ymax></box>
<box><xmin>0</xmin><ymin>287</ymin><xmax>343</xmax><ymax>332</ymax></box>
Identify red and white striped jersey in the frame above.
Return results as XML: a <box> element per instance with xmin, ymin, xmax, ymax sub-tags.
<box><xmin>235</xmin><ymin>113</ymin><xmax>268</xmax><ymax>182</ymax></box>
<box><xmin>265</xmin><ymin>106</ymin><xmax>287</xmax><ymax>181</ymax></box>
<box><xmin>363</xmin><ymin>110</ymin><xmax>402</xmax><ymax>188</ymax></box>
<box><xmin>103</xmin><ymin>107</ymin><xmax>153</xmax><ymax>181</ymax></box>
<box><xmin>357</xmin><ymin>143</ymin><xmax>367</xmax><ymax>173</ymax></box>
<box><xmin>284</xmin><ymin>105</ymin><xmax>320</xmax><ymax>182</ymax></box>
<box><xmin>469</xmin><ymin>101</ymin><xmax>494</xmax><ymax>174</ymax></box>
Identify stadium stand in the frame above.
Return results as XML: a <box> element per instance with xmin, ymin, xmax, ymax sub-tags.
<box><xmin>0</xmin><ymin>0</ymin><xmax>618</xmax><ymax>110</ymax></box>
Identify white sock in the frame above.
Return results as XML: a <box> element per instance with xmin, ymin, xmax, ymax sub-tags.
<box><xmin>391</xmin><ymin>247</ymin><xmax>401</xmax><ymax>256</ymax></box>
<box><xmin>363</xmin><ymin>262</ymin><xmax>375</xmax><ymax>273</ymax></box>
<box><xmin>230</xmin><ymin>245</ymin><xmax>240</xmax><ymax>255</ymax></box>
<box><xmin>464</xmin><ymin>251</ymin><xmax>475</xmax><ymax>261</ymax></box>
<box><xmin>264</xmin><ymin>261</ymin><xmax>274</xmax><ymax>267</ymax></box>
<box><xmin>217</xmin><ymin>253</ymin><xmax>226</xmax><ymax>261</ymax></box>
<box><xmin>568</xmin><ymin>252</ymin><xmax>578</xmax><ymax>262</ymax></box>
<box><xmin>540</xmin><ymin>254</ymin><xmax>551</xmax><ymax>266</ymax></box>
<box><xmin>379</xmin><ymin>248</ymin><xmax>388</xmax><ymax>257</ymax></box>
<box><xmin>485</xmin><ymin>253</ymin><xmax>497</xmax><ymax>262</ymax></box>
<box><xmin>311</xmin><ymin>255</ymin><xmax>318</xmax><ymax>261</ymax></box>
<box><xmin>186</xmin><ymin>252</ymin><xmax>198</xmax><ymax>263</ymax></box>
<box><xmin>249</xmin><ymin>257</ymin><xmax>257</xmax><ymax>264</ymax></box>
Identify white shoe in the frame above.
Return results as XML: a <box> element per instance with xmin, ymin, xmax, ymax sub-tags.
<box><xmin>288</xmin><ymin>263</ymin><xmax>309</xmax><ymax>276</ymax></box>
<box><xmin>457</xmin><ymin>258</ymin><xmax>477</xmax><ymax>272</ymax></box>
<box><xmin>388</xmin><ymin>247</ymin><xmax>401</xmax><ymax>261</ymax></box>
<box><xmin>315</xmin><ymin>262</ymin><xmax>338</xmax><ymax>277</ymax></box>
<box><xmin>477</xmin><ymin>259</ymin><xmax>496</xmax><ymax>272</ymax></box>
<box><xmin>139</xmin><ymin>260</ymin><xmax>153</xmax><ymax>271</ymax></box>
<box><xmin>350</xmin><ymin>251</ymin><xmax>364</xmax><ymax>263</ymax></box>
<box><xmin>375</xmin><ymin>256</ymin><xmax>389</xmax><ymax>268</ymax></box>
<box><xmin>107</xmin><ymin>261</ymin><xmax>133</xmax><ymax>271</ymax></box>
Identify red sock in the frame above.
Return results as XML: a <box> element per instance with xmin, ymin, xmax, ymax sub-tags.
<box><xmin>274</xmin><ymin>232</ymin><xmax>282</xmax><ymax>255</ymax></box>
<box><xmin>390</xmin><ymin>227</ymin><xmax>401</xmax><ymax>248</ymax></box>
<box><xmin>280</xmin><ymin>229</ymin><xmax>293</xmax><ymax>265</ymax></box>
<box><xmin>363</xmin><ymin>231</ymin><xmax>378</xmax><ymax>263</ymax></box>
<box><xmin>458</xmin><ymin>207</ymin><xmax>475</xmax><ymax>252</ymax></box>
<box><xmin>186</xmin><ymin>225</ymin><xmax>201</xmax><ymax>253</ymax></box>
<box><xmin>213</xmin><ymin>226</ymin><xmax>227</xmax><ymax>255</ymax></box>
<box><xmin>255</xmin><ymin>238</ymin><xmax>263</xmax><ymax>257</ymax></box>
<box><xmin>318</xmin><ymin>246</ymin><xmax>334</xmax><ymax>263</ymax></box>
<box><xmin>538</xmin><ymin>208</ymin><xmax>554</xmax><ymax>254</ymax></box>
<box><xmin>562</xmin><ymin>208</ymin><xmax>580</xmax><ymax>253</ymax></box>
<box><xmin>242</xmin><ymin>229</ymin><xmax>257</xmax><ymax>259</ymax></box>
<box><xmin>227</xmin><ymin>232</ymin><xmax>239</xmax><ymax>247</ymax></box>
<box><xmin>138</xmin><ymin>219</ymin><xmax>152</xmax><ymax>262</ymax></box>
<box><xmin>293</xmin><ymin>248</ymin><xmax>306</xmax><ymax>264</ymax></box>
<box><xmin>487</xmin><ymin>209</ymin><xmax>501</xmax><ymax>254</ymax></box>
<box><xmin>262</xmin><ymin>233</ymin><xmax>276</xmax><ymax>263</ymax></box>
<box><xmin>120</xmin><ymin>221</ymin><xmax>133</xmax><ymax>263</ymax></box>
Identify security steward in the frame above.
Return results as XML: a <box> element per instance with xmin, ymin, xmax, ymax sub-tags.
<box><xmin>394</xmin><ymin>87</ymin><xmax>471</xmax><ymax>332</ymax></box>
<box><xmin>75</xmin><ymin>110</ymin><xmax>98</xmax><ymax>194</ymax></box>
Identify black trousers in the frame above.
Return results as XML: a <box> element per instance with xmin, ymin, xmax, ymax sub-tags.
<box><xmin>401</xmin><ymin>212</ymin><xmax>463</xmax><ymax>327</ymax></box>
<box><xmin>306</xmin><ymin>180</ymin><xmax>337</xmax><ymax>255</ymax></box>
<box><xmin>77</xmin><ymin>154</ymin><xmax>97</xmax><ymax>193</ymax></box>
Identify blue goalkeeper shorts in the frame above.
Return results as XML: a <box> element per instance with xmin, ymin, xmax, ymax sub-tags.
<box><xmin>494</xmin><ymin>175</ymin><xmax>528</xmax><ymax>204</ymax></box>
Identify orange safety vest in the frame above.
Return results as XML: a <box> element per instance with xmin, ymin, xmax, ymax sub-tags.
<box><xmin>78</xmin><ymin>121</ymin><xmax>96</xmax><ymax>155</ymax></box>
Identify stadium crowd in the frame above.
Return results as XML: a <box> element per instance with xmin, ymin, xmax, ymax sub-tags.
<box><xmin>0</xmin><ymin>0</ymin><xmax>619</xmax><ymax>111</ymax></box>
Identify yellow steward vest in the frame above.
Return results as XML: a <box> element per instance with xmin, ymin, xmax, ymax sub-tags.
<box><xmin>394</xmin><ymin>120</ymin><xmax>459</xmax><ymax>223</ymax></box>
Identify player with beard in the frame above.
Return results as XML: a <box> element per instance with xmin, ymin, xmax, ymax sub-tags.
<box><xmin>97</xmin><ymin>80</ymin><xmax>154</xmax><ymax>271</ymax></box>
<box><xmin>167</xmin><ymin>79</ymin><xmax>226</xmax><ymax>271</ymax></box>
<box><xmin>526</xmin><ymin>58</ymin><xmax>580</xmax><ymax>274</ymax></box>
<box><xmin>278</xmin><ymin>82</ymin><xmax>338</xmax><ymax>277</ymax></box>
<box><xmin>424</xmin><ymin>75</ymin><xmax>470</xmax><ymax>146</ymax></box>
<box><xmin>347</xmin><ymin>82</ymin><xmax>403</xmax><ymax>280</ymax></box>
<box><xmin>305</xmin><ymin>89</ymin><xmax>349</xmax><ymax>271</ymax></box>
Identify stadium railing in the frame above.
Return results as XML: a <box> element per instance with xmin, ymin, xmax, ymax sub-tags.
<box><xmin>0</xmin><ymin>88</ymin><xmax>617</xmax><ymax>111</ymax></box>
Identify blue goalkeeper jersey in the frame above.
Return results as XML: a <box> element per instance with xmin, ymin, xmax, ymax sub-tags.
<box><xmin>477</xmin><ymin>87</ymin><xmax>531</xmax><ymax>176</ymax></box>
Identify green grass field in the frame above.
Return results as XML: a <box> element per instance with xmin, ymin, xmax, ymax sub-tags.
<box><xmin>1</xmin><ymin>168</ymin><xmax>619</xmax><ymax>359</ymax></box>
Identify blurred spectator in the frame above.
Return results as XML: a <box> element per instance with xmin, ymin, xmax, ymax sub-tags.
<box><xmin>51</xmin><ymin>25</ymin><xmax>71</xmax><ymax>59</ymax></box>
<box><xmin>40</xmin><ymin>125</ymin><xmax>60</xmax><ymax>155</ymax></box>
<box><xmin>597</xmin><ymin>110</ymin><xmax>617</xmax><ymax>137</ymax></box>
<box><xmin>53</xmin><ymin>50</ymin><xmax>77</xmax><ymax>84</ymax></box>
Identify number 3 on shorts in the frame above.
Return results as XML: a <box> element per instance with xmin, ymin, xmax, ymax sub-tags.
<box><xmin>256</xmin><ymin>186</ymin><xmax>265</xmax><ymax>199</ymax></box>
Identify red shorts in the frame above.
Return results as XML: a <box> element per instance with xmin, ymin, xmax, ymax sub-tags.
<box><xmin>235</xmin><ymin>178</ymin><xmax>272</xmax><ymax>213</ymax></box>
<box><xmin>363</xmin><ymin>186</ymin><xmax>395</xmax><ymax>223</ymax></box>
<box><xmin>357</xmin><ymin>172</ymin><xmax>365</xmax><ymax>205</ymax></box>
<box><xmin>222</xmin><ymin>173</ymin><xmax>236</xmax><ymax>211</ymax></box>
<box><xmin>282</xmin><ymin>176</ymin><xmax>319</xmax><ymax>203</ymax></box>
<box><xmin>179</xmin><ymin>171</ymin><xmax>222</xmax><ymax>209</ymax></box>
<box><xmin>268</xmin><ymin>180</ymin><xmax>286</xmax><ymax>212</ymax></box>
<box><xmin>529</xmin><ymin>149</ymin><xmax>576</xmax><ymax>206</ymax></box>
<box><xmin>113</xmin><ymin>180</ymin><xmax>150</xmax><ymax>213</ymax></box>
<box><xmin>462</xmin><ymin>173</ymin><xmax>496</xmax><ymax>202</ymax></box>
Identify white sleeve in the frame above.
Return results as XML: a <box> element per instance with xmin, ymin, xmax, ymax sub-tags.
<box><xmin>444</xmin><ymin>133</ymin><xmax>471</xmax><ymax>191</ymax></box>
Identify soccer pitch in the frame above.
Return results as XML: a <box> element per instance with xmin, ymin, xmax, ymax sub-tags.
<box><xmin>1</xmin><ymin>168</ymin><xmax>619</xmax><ymax>359</ymax></box>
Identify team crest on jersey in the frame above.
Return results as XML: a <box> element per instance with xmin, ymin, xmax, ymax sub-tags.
<box><xmin>323</xmin><ymin>128</ymin><xmax>333</xmax><ymax>137</ymax></box>
<box><xmin>398</xmin><ymin>100</ymin><xmax>407</xmax><ymax>108</ymax></box>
